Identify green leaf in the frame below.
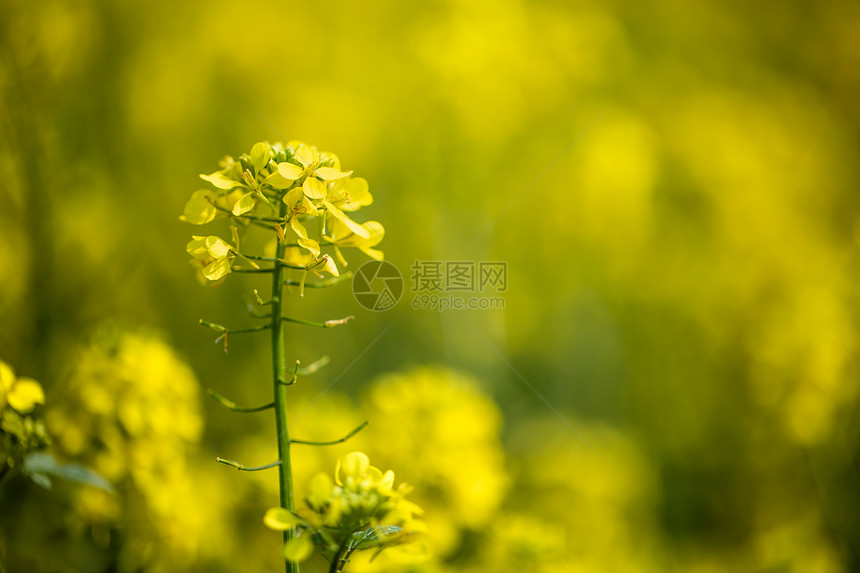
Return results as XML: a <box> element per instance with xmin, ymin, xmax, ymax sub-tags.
<box><xmin>28</xmin><ymin>470</ymin><xmax>52</xmax><ymax>490</ymax></box>
<box><xmin>249</xmin><ymin>142</ymin><xmax>270</xmax><ymax>174</ymax></box>
<box><xmin>347</xmin><ymin>525</ymin><xmax>404</xmax><ymax>551</ymax></box>
<box><xmin>263</xmin><ymin>507</ymin><xmax>302</xmax><ymax>531</ymax></box>
<box><xmin>283</xmin><ymin>534</ymin><xmax>313</xmax><ymax>562</ymax></box>
<box><xmin>1</xmin><ymin>410</ymin><xmax>25</xmax><ymax>439</ymax></box>
<box><xmin>22</xmin><ymin>453</ymin><xmax>114</xmax><ymax>493</ymax></box>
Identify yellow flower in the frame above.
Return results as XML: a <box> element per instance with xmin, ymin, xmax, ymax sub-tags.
<box><xmin>0</xmin><ymin>360</ymin><xmax>45</xmax><ymax>414</ymax></box>
<box><xmin>326</xmin><ymin>177</ymin><xmax>373</xmax><ymax>212</ymax></box>
<box><xmin>278</xmin><ymin>142</ymin><xmax>353</xmax><ymax>188</ymax></box>
<box><xmin>186</xmin><ymin>235</ymin><xmax>236</xmax><ymax>281</ymax></box>
<box><xmin>264</xmin><ymin>452</ymin><xmax>424</xmax><ymax>566</ymax></box>
<box><xmin>47</xmin><ymin>328</ymin><xmax>221</xmax><ymax>570</ymax></box>
<box><xmin>180</xmin><ymin>188</ymin><xmax>244</xmax><ymax>225</ymax></box>
<box><xmin>326</xmin><ymin>218</ymin><xmax>385</xmax><ymax>265</ymax></box>
<box><xmin>183</xmin><ymin>140</ymin><xmax>385</xmax><ymax>282</ymax></box>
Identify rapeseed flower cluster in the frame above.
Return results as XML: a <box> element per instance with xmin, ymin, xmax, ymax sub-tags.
<box><xmin>182</xmin><ymin>141</ymin><xmax>383</xmax><ymax>284</ymax></box>
<box><xmin>0</xmin><ymin>360</ymin><xmax>48</xmax><ymax>480</ymax></box>
<box><xmin>264</xmin><ymin>452</ymin><xmax>424</xmax><ymax>569</ymax></box>
<box><xmin>46</xmin><ymin>328</ymin><xmax>229</xmax><ymax>572</ymax></box>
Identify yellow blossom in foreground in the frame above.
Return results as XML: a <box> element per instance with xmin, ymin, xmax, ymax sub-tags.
<box><xmin>264</xmin><ymin>451</ymin><xmax>425</xmax><ymax>569</ymax></box>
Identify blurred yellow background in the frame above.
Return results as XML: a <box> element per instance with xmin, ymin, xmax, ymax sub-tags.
<box><xmin>1</xmin><ymin>0</ymin><xmax>859</xmax><ymax>571</ymax></box>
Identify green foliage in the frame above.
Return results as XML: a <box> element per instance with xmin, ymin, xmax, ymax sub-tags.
<box><xmin>20</xmin><ymin>453</ymin><xmax>113</xmax><ymax>493</ymax></box>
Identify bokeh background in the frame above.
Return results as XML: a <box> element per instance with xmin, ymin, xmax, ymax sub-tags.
<box><xmin>2</xmin><ymin>0</ymin><xmax>859</xmax><ymax>571</ymax></box>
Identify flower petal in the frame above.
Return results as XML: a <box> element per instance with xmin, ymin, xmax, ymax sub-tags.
<box><xmin>323</xmin><ymin>200</ymin><xmax>370</xmax><ymax>238</ymax></box>
<box><xmin>308</xmin><ymin>254</ymin><xmax>339</xmax><ymax>278</ymax></box>
<box><xmin>249</xmin><ymin>142</ymin><xmax>270</xmax><ymax>174</ymax></box>
<box><xmin>278</xmin><ymin>162</ymin><xmax>305</xmax><ymax>181</ymax></box>
<box><xmin>359</xmin><ymin>246</ymin><xmax>384</xmax><ymax>261</ymax></box>
<box><xmin>293</xmin><ymin>145</ymin><xmax>319</xmax><ymax>169</ymax></box>
<box><xmin>263</xmin><ymin>508</ymin><xmax>301</xmax><ymax>531</ymax></box>
<box><xmin>232</xmin><ymin>192</ymin><xmax>256</xmax><ymax>216</ymax></box>
<box><xmin>205</xmin><ymin>236</ymin><xmax>233</xmax><ymax>259</ymax></box>
<box><xmin>337</xmin><ymin>451</ymin><xmax>370</xmax><ymax>483</ymax></box>
<box><xmin>303</xmin><ymin>177</ymin><xmax>327</xmax><ymax>200</ymax></box>
<box><xmin>315</xmin><ymin>167</ymin><xmax>353</xmax><ymax>181</ymax></box>
<box><xmin>337</xmin><ymin>177</ymin><xmax>373</xmax><ymax>211</ymax></box>
<box><xmin>290</xmin><ymin>218</ymin><xmax>320</xmax><ymax>257</ymax></box>
<box><xmin>263</xmin><ymin>170</ymin><xmax>294</xmax><ymax>190</ymax></box>
<box><xmin>200</xmin><ymin>172</ymin><xmax>242</xmax><ymax>190</ymax></box>
<box><xmin>300</xmin><ymin>195</ymin><xmax>319</xmax><ymax>216</ymax></box>
<box><xmin>1</xmin><ymin>361</ymin><xmax>16</xmax><ymax>394</ymax></box>
<box><xmin>186</xmin><ymin>236</ymin><xmax>210</xmax><ymax>259</ymax></box>
<box><xmin>7</xmin><ymin>378</ymin><xmax>45</xmax><ymax>414</ymax></box>
<box><xmin>283</xmin><ymin>535</ymin><xmax>313</xmax><ymax>562</ymax></box>
<box><xmin>202</xmin><ymin>258</ymin><xmax>232</xmax><ymax>281</ymax></box>
<box><xmin>181</xmin><ymin>190</ymin><xmax>218</xmax><ymax>224</ymax></box>
<box><xmin>307</xmin><ymin>472</ymin><xmax>334</xmax><ymax>508</ymax></box>
<box><xmin>280</xmin><ymin>246</ymin><xmax>311</xmax><ymax>267</ymax></box>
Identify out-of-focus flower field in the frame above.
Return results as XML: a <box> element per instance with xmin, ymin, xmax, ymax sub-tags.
<box><xmin>1</xmin><ymin>0</ymin><xmax>859</xmax><ymax>571</ymax></box>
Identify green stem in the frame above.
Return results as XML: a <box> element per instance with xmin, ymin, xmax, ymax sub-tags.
<box><xmin>330</xmin><ymin>539</ymin><xmax>350</xmax><ymax>573</ymax></box>
<box><xmin>284</xmin><ymin>272</ymin><xmax>352</xmax><ymax>289</ymax></box>
<box><xmin>207</xmin><ymin>389</ymin><xmax>274</xmax><ymax>413</ymax></box>
<box><xmin>216</xmin><ymin>458</ymin><xmax>281</xmax><ymax>471</ymax></box>
<box><xmin>228</xmin><ymin>324</ymin><xmax>272</xmax><ymax>334</ymax></box>
<box><xmin>271</xmin><ymin>201</ymin><xmax>299</xmax><ymax>573</ymax></box>
<box><xmin>290</xmin><ymin>421</ymin><xmax>369</xmax><ymax>446</ymax></box>
<box><xmin>282</xmin><ymin>315</ymin><xmax>354</xmax><ymax>328</ymax></box>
